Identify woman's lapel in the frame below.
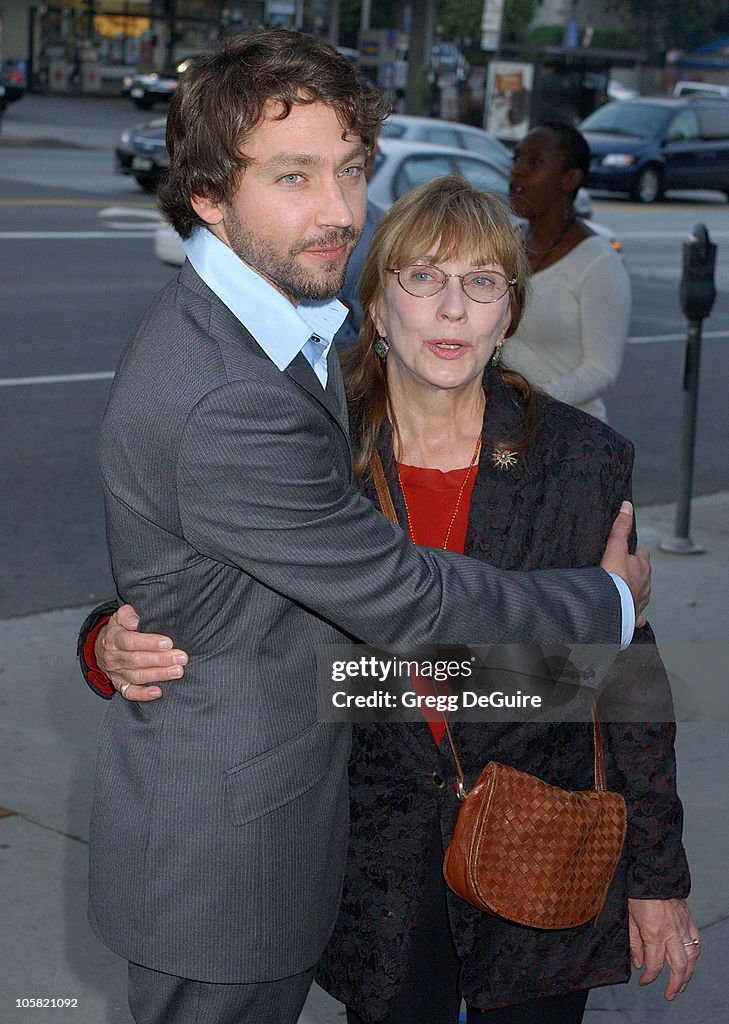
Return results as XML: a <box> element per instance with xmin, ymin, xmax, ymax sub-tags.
<box><xmin>465</xmin><ymin>369</ymin><xmax>536</xmax><ymax>571</ymax></box>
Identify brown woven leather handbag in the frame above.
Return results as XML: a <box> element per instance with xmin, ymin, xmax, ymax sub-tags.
<box><xmin>441</xmin><ymin>708</ymin><xmax>627</xmax><ymax>929</ymax></box>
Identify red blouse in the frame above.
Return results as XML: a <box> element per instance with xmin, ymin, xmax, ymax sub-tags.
<box><xmin>397</xmin><ymin>462</ymin><xmax>477</xmax><ymax>745</ymax></box>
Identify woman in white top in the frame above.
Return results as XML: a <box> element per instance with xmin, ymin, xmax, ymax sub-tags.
<box><xmin>506</xmin><ymin>122</ymin><xmax>630</xmax><ymax>422</ymax></box>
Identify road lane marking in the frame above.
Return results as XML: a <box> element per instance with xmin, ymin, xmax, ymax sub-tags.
<box><xmin>627</xmin><ymin>330</ymin><xmax>729</xmax><ymax>344</ymax></box>
<box><xmin>99</xmin><ymin>206</ymin><xmax>161</xmax><ymax>220</ymax></box>
<box><xmin>0</xmin><ymin>231</ymin><xmax>157</xmax><ymax>239</ymax></box>
<box><xmin>98</xmin><ymin>207</ymin><xmax>163</xmax><ymax>230</ymax></box>
<box><xmin>0</xmin><ymin>198</ymin><xmax>156</xmax><ymax>208</ymax></box>
<box><xmin>0</xmin><ymin>372</ymin><xmax>115</xmax><ymax>387</ymax></box>
<box><xmin>617</xmin><ymin>230</ymin><xmax>729</xmax><ymax>240</ymax></box>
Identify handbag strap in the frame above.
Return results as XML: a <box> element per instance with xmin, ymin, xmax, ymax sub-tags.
<box><xmin>591</xmin><ymin>701</ymin><xmax>607</xmax><ymax>791</ymax></box>
<box><xmin>367</xmin><ymin>455</ymin><xmax>608</xmax><ymax>798</ymax></box>
<box><xmin>371</xmin><ymin>450</ymin><xmax>398</xmax><ymax>523</ymax></box>
<box><xmin>442</xmin><ymin>698</ymin><xmax>607</xmax><ymax>800</ymax></box>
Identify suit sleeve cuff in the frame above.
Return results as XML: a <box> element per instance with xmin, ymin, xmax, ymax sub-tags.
<box><xmin>607</xmin><ymin>572</ymin><xmax>635</xmax><ymax>649</ymax></box>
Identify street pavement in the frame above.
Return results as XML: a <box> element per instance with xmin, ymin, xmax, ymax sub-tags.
<box><xmin>1</xmin><ymin>493</ymin><xmax>727</xmax><ymax>1024</ymax></box>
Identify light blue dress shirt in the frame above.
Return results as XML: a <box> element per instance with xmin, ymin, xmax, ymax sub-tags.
<box><xmin>183</xmin><ymin>228</ymin><xmax>634</xmax><ymax>647</ymax></box>
<box><xmin>184</xmin><ymin>227</ymin><xmax>347</xmax><ymax>388</ymax></box>
<box><xmin>609</xmin><ymin>573</ymin><xmax>635</xmax><ymax>648</ymax></box>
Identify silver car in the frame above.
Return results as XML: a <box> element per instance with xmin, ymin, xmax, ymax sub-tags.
<box><xmin>380</xmin><ymin>114</ymin><xmax>513</xmax><ymax>173</ymax></box>
<box><xmin>367</xmin><ymin>138</ymin><xmax>511</xmax><ymax>209</ymax></box>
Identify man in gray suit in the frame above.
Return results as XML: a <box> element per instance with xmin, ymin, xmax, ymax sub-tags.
<box><xmin>89</xmin><ymin>29</ymin><xmax>649</xmax><ymax>1024</ymax></box>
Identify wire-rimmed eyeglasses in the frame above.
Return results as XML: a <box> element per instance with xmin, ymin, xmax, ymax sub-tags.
<box><xmin>388</xmin><ymin>265</ymin><xmax>516</xmax><ymax>304</ymax></box>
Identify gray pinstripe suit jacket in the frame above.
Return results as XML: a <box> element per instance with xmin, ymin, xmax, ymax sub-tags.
<box><xmin>89</xmin><ymin>260</ymin><xmax>623</xmax><ymax>983</ymax></box>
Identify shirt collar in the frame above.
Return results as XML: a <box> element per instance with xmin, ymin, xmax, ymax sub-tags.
<box><xmin>183</xmin><ymin>227</ymin><xmax>347</xmax><ymax>371</ymax></box>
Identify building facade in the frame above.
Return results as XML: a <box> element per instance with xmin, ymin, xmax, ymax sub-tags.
<box><xmin>530</xmin><ymin>0</ymin><xmax>625</xmax><ymax>37</ymax></box>
<box><xmin>1</xmin><ymin>0</ymin><xmax>309</xmax><ymax>91</ymax></box>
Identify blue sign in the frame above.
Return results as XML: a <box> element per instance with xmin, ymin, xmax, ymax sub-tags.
<box><xmin>565</xmin><ymin>17</ymin><xmax>579</xmax><ymax>48</ymax></box>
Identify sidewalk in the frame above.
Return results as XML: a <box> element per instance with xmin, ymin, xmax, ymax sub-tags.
<box><xmin>1</xmin><ymin>495</ymin><xmax>727</xmax><ymax>1023</ymax></box>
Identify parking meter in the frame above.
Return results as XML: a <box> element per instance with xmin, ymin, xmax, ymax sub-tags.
<box><xmin>680</xmin><ymin>224</ymin><xmax>716</xmax><ymax>323</ymax></box>
<box><xmin>661</xmin><ymin>223</ymin><xmax>716</xmax><ymax>554</ymax></box>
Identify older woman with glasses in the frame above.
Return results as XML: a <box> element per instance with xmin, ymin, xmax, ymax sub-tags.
<box><xmin>79</xmin><ymin>177</ymin><xmax>696</xmax><ymax>1023</ymax></box>
<box><xmin>314</xmin><ymin>176</ymin><xmax>695</xmax><ymax>1024</ymax></box>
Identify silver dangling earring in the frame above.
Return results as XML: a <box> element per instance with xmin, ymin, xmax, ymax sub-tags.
<box><xmin>491</xmin><ymin>342</ymin><xmax>504</xmax><ymax>367</ymax></box>
<box><xmin>374</xmin><ymin>336</ymin><xmax>390</xmax><ymax>359</ymax></box>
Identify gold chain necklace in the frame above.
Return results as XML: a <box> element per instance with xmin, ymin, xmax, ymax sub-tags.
<box><xmin>529</xmin><ymin>215</ymin><xmax>576</xmax><ymax>272</ymax></box>
<box><xmin>397</xmin><ymin>434</ymin><xmax>482</xmax><ymax>550</ymax></box>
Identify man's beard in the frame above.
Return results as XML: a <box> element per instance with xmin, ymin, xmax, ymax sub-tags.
<box><xmin>224</xmin><ymin>212</ymin><xmax>360</xmax><ymax>302</ymax></box>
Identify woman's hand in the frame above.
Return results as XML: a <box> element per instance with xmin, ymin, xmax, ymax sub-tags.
<box><xmin>628</xmin><ymin>897</ymin><xmax>700</xmax><ymax>1000</ymax></box>
<box><xmin>95</xmin><ymin>604</ymin><xmax>188</xmax><ymax>702</ymax></box>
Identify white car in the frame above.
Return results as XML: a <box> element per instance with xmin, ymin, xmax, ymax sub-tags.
<box><xmin>672</xmin><ymin>80</ymin><xmax>729</xmax><ymax>99</ymax></box>
<box><xmin>154</xmin><ymin>138</ymin><xmax>616</xmax><ymax>266</ymax></box>
<box><xmin>380</xmin><ymin>114</ymin><xmax>513</xmax><ymax>173</ymax></box>
<box><xmin>607</xmin><ymin>80</ymin><xmax>639</xmax><ymax>102</ymax></box>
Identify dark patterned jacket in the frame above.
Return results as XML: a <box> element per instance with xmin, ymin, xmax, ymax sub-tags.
<box><xmin>316</xmin><ymin>370</ymin><xmax>690</xmax><ymax>1019</ymax></box>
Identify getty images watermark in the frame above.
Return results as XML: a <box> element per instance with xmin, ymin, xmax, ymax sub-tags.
<box><xmin>328</xmin><ymin>653</ymin><xmax>542</xmax><ymax>714</ymax></box>
<box><xmin>315</xmin><ymin>644</ymin><xmax>729</xmax><ymax>724</ymax></box>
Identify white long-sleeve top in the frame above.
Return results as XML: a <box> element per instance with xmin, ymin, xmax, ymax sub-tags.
<box><xmin>504</xmin><ymin>234</ymin><xmax>631</xmax><ymax>422</ymax></box>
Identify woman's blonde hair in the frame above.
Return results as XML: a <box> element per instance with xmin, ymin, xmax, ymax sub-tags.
<box><xmin>342</xmin><ymin>175</ymin><xmax>536</xmax><ymax>478</ymax></box>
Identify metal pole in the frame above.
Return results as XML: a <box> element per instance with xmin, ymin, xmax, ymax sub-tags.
<box><xmin>327</xmin><ymin>0</ymin><xmax>340</xmax><ymax>47</ymax></box>
<box><xmin>404</xmin><ymin>0</ymin><xmax>435</xmax><ymax>114</ymax></box>
<box><xmin>27</xmin><ymin>6</ymin><xmax>37</xmax><ymax>94</ymax></box>
<box><xmin>164</xmin><ymin>0</ymin><xmax>176</xmax><ymax>71</ymax></box>
<box><xmin>660</xmin><ymin>320</ymin><xmax>706</xmax><ymax>553</ymax></box>
<box><xmin>360</xmin><ymin>0</ymin><xmax>371</xmax><ymax>33</ymax></box>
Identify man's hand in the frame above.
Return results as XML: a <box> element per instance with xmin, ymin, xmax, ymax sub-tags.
<box><xmin>600</xmin><ymin>501</ymin><xmax>651</xmax><ymax>628</ymax></box>
<box><xmin>628</xmin><ymin>897</ymin><xmax>700</xmax><ymax>1000</ymax></box>
<box><xmin>95</xmin><ymin>604</ymin><xmax>188</xmax><ymax>702</ymax></box>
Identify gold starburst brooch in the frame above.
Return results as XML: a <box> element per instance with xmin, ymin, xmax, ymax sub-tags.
<box><xmin>491</xmin><ymin>446</ymin><xmax>518</xmax><ymax>471</ymax></box>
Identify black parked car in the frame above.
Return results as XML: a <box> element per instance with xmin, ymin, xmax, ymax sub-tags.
<box><xmin>579</xmin><ymin>96</ymin><xmax>729</xmax><ymax>203</ymax></box>
<box><xmin>115</xmin><ymin>118</ymin><xmax>168</xmax><ymax>191</ymax></box>
<box><xmin>0</xmin><ymin>60</ymin><xmax>26</xmax><ymax>118</ymax></box>
<box><xmin>121</xmin><ymin>56</ymin><xmax>202</xmax><ymax>110</ymax></box>
<box><xmin>1</xmin><ymin>61</ymin><xmax>27</xmax><ymax>102</ymax></box>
